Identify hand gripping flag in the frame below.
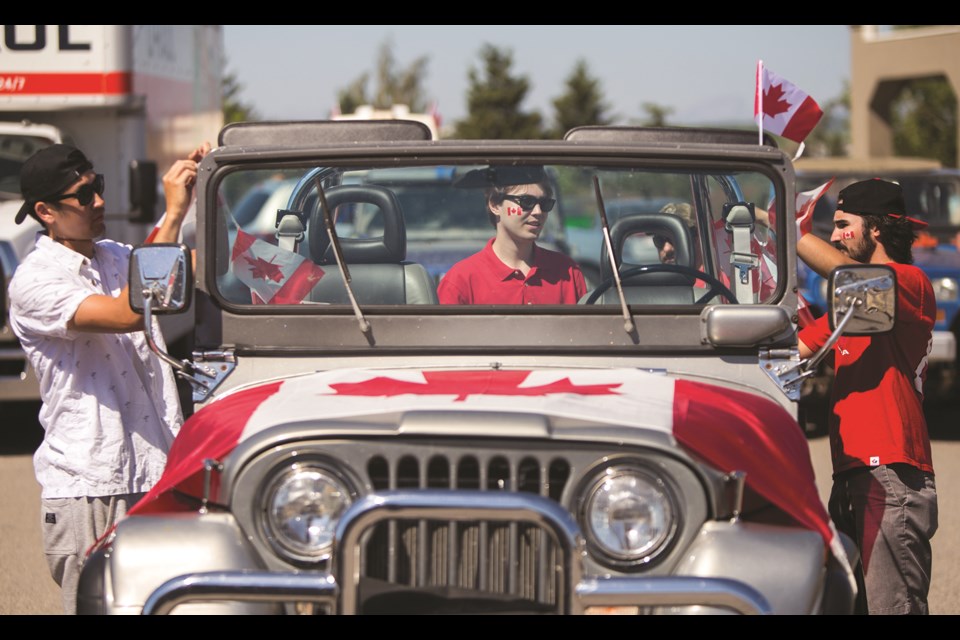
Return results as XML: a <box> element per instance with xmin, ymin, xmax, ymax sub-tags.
<box><xmin>755</xmin><ymin>60</ymin><xmax>824</xmax><ymax>145</ymax></box>
<box><xmin>764</xmin><ymin>178</ymin><xmax>835</xmax><ymax>327</ymax></box>
<box><xmin>794</xmin><ymin>178</ymin><xmax>834</xmax><ymax>327</ymax></box>
<box><xmin>230</xmin><ymin>228</ymin><xmax>325</xmax><ymax>304</ymax></box>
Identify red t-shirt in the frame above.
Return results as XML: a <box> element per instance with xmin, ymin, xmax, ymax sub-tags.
<box><xmin>799</xmin><ymin>262</ymin><xmax>935</xmax><ymax>475</ymax></box>
<box><xmin>438</xmin><ymin>238</ymin><xmax>587</xmax><ymax>305</ymax></box>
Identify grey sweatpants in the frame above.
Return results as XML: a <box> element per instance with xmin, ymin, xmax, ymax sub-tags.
<box><xmin>41</xmin><ymin>493</ymin><xmax>145</xmax><ymax>615</ymax></box>
<box><xmin>829</xmin><ymin>464</ymin><xmax>938</xmax><ymax>615</ymax></box>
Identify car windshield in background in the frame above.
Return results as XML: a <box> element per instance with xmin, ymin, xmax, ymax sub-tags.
<box><xmin>214</xmin><ymin>161</ymin><xmax>782</xmax><ymax>308</ymax></box>
<box><xmin>0</xmin><ymin>134</ymin><xmax>56</xmax><ymax>198</ymax></box>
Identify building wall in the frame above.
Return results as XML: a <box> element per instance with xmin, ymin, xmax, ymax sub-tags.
<box><xmin>850</xmin><ymin>25</ymin><xmax>960</xmax><ymax>163</ymax></box>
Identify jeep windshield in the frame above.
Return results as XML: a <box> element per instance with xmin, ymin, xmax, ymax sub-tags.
<box><xmin>213</xmin><ymin>160</ymin><xmax>784</xmax><ymax>312</ymax></box>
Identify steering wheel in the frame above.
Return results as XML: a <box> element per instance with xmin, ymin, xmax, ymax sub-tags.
<box><xmin>583</xmin><ymin>264</ymin><xmax>739</xmax><ymax>305</ymax></box>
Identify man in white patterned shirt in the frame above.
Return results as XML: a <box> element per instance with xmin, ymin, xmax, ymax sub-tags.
<box><xmin>8</xmin><ymin>142</ymin><xmax>208</xmax><ymax>614</ymax></box>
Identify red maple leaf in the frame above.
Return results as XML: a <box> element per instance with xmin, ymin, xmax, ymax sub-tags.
<box><xmin>762</xmin><ymin>83</ymin><xmax>792</xmax><ymax>118</ymax></box>
<box><xmin>243</xmin><ymin>254</ymin><xmax>285</xmax><ymax>282</ymax></box>
<box><xmin>328</xmin><ymin>370</ymin><xmax>621</xmax><ymax>402</ymax></box>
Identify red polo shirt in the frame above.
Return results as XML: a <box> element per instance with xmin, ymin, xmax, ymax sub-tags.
<box><xmin>438</xmin><ymin>238</ymin><xmax>587</xmax><ymax>305</ymax></box>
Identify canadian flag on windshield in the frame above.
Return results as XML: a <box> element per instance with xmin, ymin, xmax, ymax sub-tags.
<box><xmin>754</xmin><ymin>60</ymin><xmax>823</xmax><ymax>145</ymax></box>
<box><xmin>231</xmin><ymin>228</ymin><xmax>325</xmax><ymax>304</ymax></box>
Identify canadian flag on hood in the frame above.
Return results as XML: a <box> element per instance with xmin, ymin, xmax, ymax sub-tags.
<box><xmin>230</xmin><ymin>228</ymin><xmax>325</xmax><ymax>304</ymax></box>
<box><xmin>754</xmin><ymin>61</ymin><xmax>824</xmax><ymax>144</ymax></box>
<box><xmin>116</xmin><ymin>368</ymin><xmax>853</xmax><ymax>590</ymax></box>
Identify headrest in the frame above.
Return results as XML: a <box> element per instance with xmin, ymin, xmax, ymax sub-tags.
<box><xmin>601</xmin><ymin>212</ymin><xmax>692</xmax><ymax>280</ymax></box>
<box><xmin>309</xmin><ymin>185</ymin><xmax>406</xmax><ymax>264</ymax></box>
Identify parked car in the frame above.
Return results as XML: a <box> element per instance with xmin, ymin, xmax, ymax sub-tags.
<box><xmin>794</xmin><ymin>157</ymin><xmax>960</xmax><ymax>418</ymax></box>
<box><xmin>0</xmin><ymin>202</ymin><xmax>43</xmax><ymax>402</ymax></box>
<box><xmin>77</xmin><ymin>122</ymin><xmax>889</xmax><ymax>615</ymax></box>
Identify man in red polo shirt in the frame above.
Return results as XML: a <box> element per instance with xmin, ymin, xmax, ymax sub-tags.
<box><xmin>438</xmin><ymin>166</ymin><xmax>586</xmax><ymax>305</ymax></box>
<box><xmin>797</xmin><ymin>178</ymin><xmax>937</xmax><ymax>615</ymax></box>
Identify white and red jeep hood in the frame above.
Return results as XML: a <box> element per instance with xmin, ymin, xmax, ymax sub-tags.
<box><xmin>128</xmin><ymin>367</ymin><xmax>835</xmax><ymax>554</ymax></box>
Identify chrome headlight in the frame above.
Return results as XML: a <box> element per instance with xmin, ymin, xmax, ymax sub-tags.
<box><xmin>932</xmin><ymin>277</ymin><xmax>958</xmax><ymax>303</ymax></box>
<box><xmin>581</xmin><ymin>464</ymin><xmax>678</xmax><ymax>567</ymax></box>
<box><xmin>262</xmin><ymin>463</ymin><xmax>354</xmax><ymax>563</ymax></box>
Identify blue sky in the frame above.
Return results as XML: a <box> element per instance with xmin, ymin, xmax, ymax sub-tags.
<box><xmin>223</xmin><ymin>25</ymin><xmax>852</xmax><ymax>128</ymax></box>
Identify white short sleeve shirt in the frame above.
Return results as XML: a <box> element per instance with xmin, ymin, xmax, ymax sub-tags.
<box><xmin>9</xmin><ymin>234</ymin><xmax>183</xmax><ymax>499</ymax></box>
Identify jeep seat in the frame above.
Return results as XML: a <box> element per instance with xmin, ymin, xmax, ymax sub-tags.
<box><xmin>589</xmin><ymin>212</ymin><xmax>697</xmax><ymax>305</ymax></box>
<box><xmin>307</xmin><ymin>185</ymin><xmax>438</xmax><ymax>305</ymax></box>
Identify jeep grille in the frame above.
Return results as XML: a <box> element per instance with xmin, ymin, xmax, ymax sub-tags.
<box><xmin>361</xmin><ymin>451</ymin><xmax>571</xmax><ymax>610</ymax></box>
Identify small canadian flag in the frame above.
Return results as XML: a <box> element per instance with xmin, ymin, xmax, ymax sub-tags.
<box><xmin>230</xmin><ymin>228</ymin><xmax>325</xmax><ymax>304</ymax></box>
<box><xmin>755</xmin><ymin>60</ymin><xmax>824</xmax><ymax>144</ymax></box>
<box><xmin>795</xmin><ymin>178</ymin><xmax>835</xmax><ymax>238</ymax></box>
<box><xmin>794</xmin><ymin>179</ymin><xmax>834</xmax><ymax>328</ymax></box>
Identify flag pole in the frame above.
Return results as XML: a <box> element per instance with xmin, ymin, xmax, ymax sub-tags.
<box><xmin>756</xmin><ymin>60</ymin><xmax>764</xmax><ymax>146</ymax></box>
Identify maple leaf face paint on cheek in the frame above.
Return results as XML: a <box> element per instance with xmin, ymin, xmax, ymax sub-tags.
<box><xmin>506</xmin><ymin>206</ymin><xmax>522</xmax><ymax>216</ymax></box>
<box><xmin>841</xmin><ymin>230</ymin><xmax>855</xmax><ymax>239</ymax></box>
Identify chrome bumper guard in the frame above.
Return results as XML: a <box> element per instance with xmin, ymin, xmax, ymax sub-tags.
<box><xmin>142</xmin><ymin>490</ymin><xmax>771</xmax><ymax>615</ymax></box>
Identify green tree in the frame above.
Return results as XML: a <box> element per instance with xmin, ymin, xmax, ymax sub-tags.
<box><xmin>637</xmin><ymin>102</ymin><xmax>674</xmax><ymax>127</ymax></box>
<box><xmin>887</xmin><ymin>25</ymin><xmax>958</xmax><ymax>166</ymax></box>
<box><xmin>550</xmin><ymin>59</ymin><xmax>612</xmax><ymax>138</ymax></box>
<box><xmin>891</xmin><ymin>77</ymin><xmax>957</xmax><ymax>167</ymax></box>
<box><xmin>337</xmin><ymin>74</ymin><xmax>370</xmax><ymax>116</ymax></box>
<box><xmin>222</xmin><ymin>69</ymin><xmax>258</xmax><ymax>124</ymax></box>
<box><xmin>804</xmin><ymin>82</ymin><xmax>851</xmax><ymax>157</ymax></box>
<box><xmin>454</xmin><ymin>44</ymin><xmax>544</xmax><ymax>140</ymax></box>
<box><xmin>336</xmin><ymin>39</ymin><xmax>430</xmax><ymax>114</ymax></box>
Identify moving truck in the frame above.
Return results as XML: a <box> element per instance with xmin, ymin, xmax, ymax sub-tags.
<box><xmin>0</xmin><ymin>24</ymin><xmax>224</xmax><ymax>401</ymax></box>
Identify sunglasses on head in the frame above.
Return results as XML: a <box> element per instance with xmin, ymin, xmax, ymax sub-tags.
<box><xmin>501</xmin><ymin>194</ymin><xmax>556</xmax><ymax>213</ymax></box>
<box><xmin>48</xmin><ymin>174</ymin><xmax>105</xmax><ymax>207</ymax></box>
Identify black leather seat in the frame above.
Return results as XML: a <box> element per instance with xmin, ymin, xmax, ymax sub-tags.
<box><xmin>589</xmin><ymin>212</ymin><xmax>697</xmax><ymax>305</ymax></box>
<box><xmin>306</xmin><ymin>185</ymin><xmax>438</xmax><ymax>305</ymax></box>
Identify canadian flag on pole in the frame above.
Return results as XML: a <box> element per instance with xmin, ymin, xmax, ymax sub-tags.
<box><xmin>230</xmin><ymin>228</ymin><xmax>326</xmax><ymax>304</ymax></box>
<box><xmin>754</xmin><ymin>60</ymin><xmax>824</xmax><ymax>145</ymax></box>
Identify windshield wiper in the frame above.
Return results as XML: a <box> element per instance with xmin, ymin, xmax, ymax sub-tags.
<box><xmin>314</xmin><ymin>176</ymin><xmax>373</xmax><ymax>339</ymax></box>
<box><xmin>593</xmin><ymin>176</ymin><xmax>635</xmax><ymax>336</ymax></box>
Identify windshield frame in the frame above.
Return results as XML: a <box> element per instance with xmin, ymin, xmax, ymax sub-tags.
<box><xmin>195</xmin><ymin>140</ymin><xmax>795</xmax><ymax>355</ymax></box>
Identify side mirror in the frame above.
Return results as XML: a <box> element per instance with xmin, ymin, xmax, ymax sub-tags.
<box><xmin>129</xmin><ymin>160</ymin><xmax>158</xmax><ymax>224</ymax></box>
<box><xmin>129</xmin><ymin>243</ymin><xmax>192</xmax><ymax>315</ymax></box>
<box><xmin>762</xmin><ymin>263</ymin><xmax>898</xmax><ymax>401</ymax></box>
<box><xmin>828</xmin><ymin>264</ymin><xmax>896</xmax><ymax>335</ymax></box>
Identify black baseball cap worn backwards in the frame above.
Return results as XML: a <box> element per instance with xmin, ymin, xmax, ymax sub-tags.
<box><xmin>836</xmin><ymin>178</ymin><xmax>928</xmax><ymax>229</ymax></box>
<box><xmin>16</xmin><ymin>144</ymin><xmax>94</xmax><ymax>224</ymax></box>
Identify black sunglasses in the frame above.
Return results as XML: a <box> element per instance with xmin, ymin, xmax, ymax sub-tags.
<box><xmin>653</xmin><ymin>229</ymin><xmax>698</xmax><ymax>249</ymax></box>
<box><xmin>48</xmin><ymin>174</ymin><xmax>105</xmax><ymax>207</ymax></box>
<box><xmin>501</xmin><ymin>194</ymin><xmax>556</xmax><ymax>213</ymax></box>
